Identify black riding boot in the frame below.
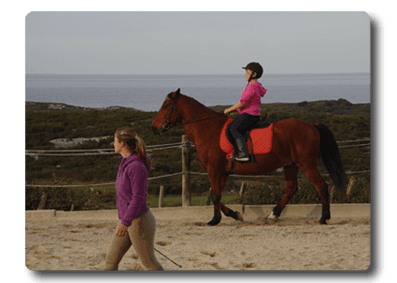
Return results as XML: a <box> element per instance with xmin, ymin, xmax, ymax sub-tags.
<box><xmin>235</xmin><ymin>137</ymin><xmax>249</xmax><ymax>162</ymax></box>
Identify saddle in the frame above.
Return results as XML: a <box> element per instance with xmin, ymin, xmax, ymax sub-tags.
<box><xmin>220</xmin><ymin>112</ymin><xmax>274</xmax><ymax>162</ymax></box>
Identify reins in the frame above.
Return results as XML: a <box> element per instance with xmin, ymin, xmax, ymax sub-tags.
<box><xmin>182</xmin><ymin>116</ymin><xmax>219</xmax><ymax>125</ymax></box>
<box><xmin>163</xmin><ymin>91</ymin><xmax>224</xmax><ymax>129</ymax></box>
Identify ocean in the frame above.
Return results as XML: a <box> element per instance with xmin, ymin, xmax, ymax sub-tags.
<box><xmin>25</xmin><ymin>73</ymin><xmax>371</xmax><ymax>112</ymax></box>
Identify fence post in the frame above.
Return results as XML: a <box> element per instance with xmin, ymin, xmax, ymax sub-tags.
<box><xmin>239</xmin><ymin>181</ymin><xmax>245</xmax><ymax>198</ymax></box>
<box><xmin>346</xmin><ymin>177</ymin><xmax>355</xmax><ymax>202</ymax></box>
<box><xmin>159</xmin><ymin>185</ymin><xmax>164</xmax><ymax>208</ymax></box>
<box><xmin>182</xmin><ymin>135</ymin><xmax>191</xmax><ymax>206</ymax></box>
<box><xmin>37</xmin><ymin>192</ymin><xmax>48</xmax><ymax>210</ymax></box>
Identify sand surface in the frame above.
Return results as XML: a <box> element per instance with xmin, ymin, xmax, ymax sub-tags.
<box><xmin>25</xmin><ymin>207</ymin><xmax>370</xmax><ymax>271</ymax></box>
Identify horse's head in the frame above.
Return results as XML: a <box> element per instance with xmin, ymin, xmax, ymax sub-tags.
<box><xmin>151</xmin><ymin>88</ymin><xmax>183</xmax><ymax>135</ymax></box>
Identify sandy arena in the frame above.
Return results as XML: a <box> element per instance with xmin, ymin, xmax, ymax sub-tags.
<box><xmin>25</xmin><ymin>204</ymin><xmax>370</xmax><ymax>271</ymax></box>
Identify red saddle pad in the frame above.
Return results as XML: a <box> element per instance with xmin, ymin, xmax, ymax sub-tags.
<box><xmin>219</xmin><ymin>118</ymin><xmax>274</xmax><ymax>157</ymax></box>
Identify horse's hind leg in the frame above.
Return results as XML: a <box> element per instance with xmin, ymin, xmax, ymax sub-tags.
<box><xmin>269</xmin><ymin>164</ymin><xmax>299</xmax><ymax>220</ymax></box>
<box><xmin>302</xmin><ymin>167</ymin><xmax>330</xmax><ymax>224</ymax></box>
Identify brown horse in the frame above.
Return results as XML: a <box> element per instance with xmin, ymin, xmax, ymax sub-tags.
<box><xmin>151</xmin><ymin>89</ymin><xmax>348</xmax><ymax>225</ymax></box>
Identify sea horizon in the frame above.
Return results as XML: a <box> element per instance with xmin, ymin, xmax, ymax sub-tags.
<box><xmin>26</xmin><ymin>73</ymin><xmax>371</xmax><ymax>111</ymax></box>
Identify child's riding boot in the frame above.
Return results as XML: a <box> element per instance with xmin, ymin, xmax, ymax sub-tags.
<box><xmin>235</xmin><ymin>137</ymin><xmax>249</xmax><ymax>162</ymax></box>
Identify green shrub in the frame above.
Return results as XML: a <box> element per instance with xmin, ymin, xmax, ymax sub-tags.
<box><xmin>25</xmin><ymin>173</ymin><xmax>103</xmax><ymax>211</ymax></box>
<box><xmin>25</xmin><ymin>101</ymin><xmax>371</xmax><ymax>210</ymax></box>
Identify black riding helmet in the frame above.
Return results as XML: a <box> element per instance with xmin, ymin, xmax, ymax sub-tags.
<box><xmin>242</xmin><ymin>62</ymin><xmax>263</xmax><ymax>80</ymax></box>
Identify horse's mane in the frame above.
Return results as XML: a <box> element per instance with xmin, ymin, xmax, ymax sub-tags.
<box><xmin>181</xmin><ymin>93</ymin><xmax>228</xmax><ymax>118</ymax></box>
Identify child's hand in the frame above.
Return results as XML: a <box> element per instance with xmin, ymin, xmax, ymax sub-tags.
<box><xmin>224</xmin><ymin>102</ymin><xmax>242</xmax><ymax>115</ymax></box>
<box><xmin>224</xmin><ymin>108</ymin><xmax>232</xmax><ymax>115</ymax></box>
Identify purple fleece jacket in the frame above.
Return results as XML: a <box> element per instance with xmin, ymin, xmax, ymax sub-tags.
<box><xmin>115</xmin><ymin>154</ymin><xmax>150</xmax><ymax>227</ymax></box>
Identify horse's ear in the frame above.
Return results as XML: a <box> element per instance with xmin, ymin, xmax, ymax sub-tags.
<box><xmin>173</xmin><ymin>88</ymin><xmax>181</xmax><ymax>99</ymax></box>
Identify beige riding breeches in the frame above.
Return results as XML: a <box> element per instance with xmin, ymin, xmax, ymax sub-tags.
<box><xmin>105</xmin><ymin>210</ymin><xmax>163</xmax><ymax>270</ymax></box>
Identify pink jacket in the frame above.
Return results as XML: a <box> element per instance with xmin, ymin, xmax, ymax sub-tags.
<box><xmin>238</xmin><ymin>81</ymin><xmax>267</xmax><ymax>116</ymax></box>
<box><xmin>115</xmin><ymin>154</ymin><xmax>150</xmax><ymax>227</ymax></box>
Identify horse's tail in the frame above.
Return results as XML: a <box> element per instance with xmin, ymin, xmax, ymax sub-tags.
<box><xmin>314</xmin><ymin>123</ymin><xmax>348</xmax><ymax>202</ymax></box>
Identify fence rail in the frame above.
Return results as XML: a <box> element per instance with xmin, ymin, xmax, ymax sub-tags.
<box><xmin>24</xmin><ymin>170</ymin><xmax>371</xmax><ymax>188</ymax></box>
<box><xmin>25</xmin><ymin>142</ymin><xmax>190</xmax><ymax>156</ymax></box>
<box><xmin>25</xmin><ymin>137</ymin><xmax>370</xmax><ymax>188</ymax></box>
<box><xmin>25</xmin><ymin>140</ymin><xmax>369</xmax><ymax>156</ymax></box>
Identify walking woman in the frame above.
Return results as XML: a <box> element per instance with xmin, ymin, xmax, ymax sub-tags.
<box><xmin>105</xmin><ymin>127</ymin><xmax>164</xmax><ymax>271</ymax></box>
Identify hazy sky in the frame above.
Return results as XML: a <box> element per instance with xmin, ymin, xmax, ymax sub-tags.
<box><xmin>26</xmin><ymin>12</ymin><xmax>370</xmax><ymax>75</ymax></box>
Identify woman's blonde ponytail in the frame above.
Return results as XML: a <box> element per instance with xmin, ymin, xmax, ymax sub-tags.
<box><xmin>115</xmin><ymin>127</ymin><xmax>152</xmax><ymax>171</ymax></box>
<box><xmin>135</xmin><ymin>135</ymin><xmax>152</xmax><ymax>171</ymax></box>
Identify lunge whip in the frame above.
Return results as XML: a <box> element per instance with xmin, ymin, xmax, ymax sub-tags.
<box><xmin>154</xmin><ymin>248</ymin><xmax>182</xmax><ymax>268</ymax></box>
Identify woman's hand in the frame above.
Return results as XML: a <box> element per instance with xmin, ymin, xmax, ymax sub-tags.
<box><xmin>115</xmin><ymin>223</ymin><xmax>128</xmax><ymax>237</ymax></box>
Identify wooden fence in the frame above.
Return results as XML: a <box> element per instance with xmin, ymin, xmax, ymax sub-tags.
<box><xmin>26</xmin><ymin>135</ymin><xmax>370</xmax><ymax>209</ymax></box>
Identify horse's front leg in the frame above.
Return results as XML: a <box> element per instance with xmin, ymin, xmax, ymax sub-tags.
<box><xmin>207</xmin><ymin>190</ymin><xmax>222</xmax><ymax>226</ymax></box>
<box><xmin>207</xmin><ymin>171</ymin><xmax>228</xmax><ymax>226</ymax></box>
<box><xmin>220</xmin><ymin>203</ymin><xmax>244</xmax><ymax>222</ymax></box>
<box><xmin>207</xmin><ymin>172</ymin><xmax>243</xmax><ymax>226</ymax></box>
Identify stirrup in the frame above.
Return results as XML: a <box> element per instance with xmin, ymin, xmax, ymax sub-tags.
<box><xmin>235</xmin><ymin>137</ymin><xmax>249</xmax><ymax>162</ymax></box>
<box><xmin>234</xmin><ymin>153</ymin><xmax>249</xmax><ymax>162</ymax></box>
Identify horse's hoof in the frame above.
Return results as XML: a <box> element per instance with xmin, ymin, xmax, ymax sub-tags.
<box><xmin>207</xmin><ymin>213</ymin><xmax>221</xmax><ymax>226</ymax></box>
<box><xmin>268</xmin><ymin>212</ymin><xmax>279</xmax><ymax>220</ymax></box>
<box><xmin>235</xmin><ymin>211</ymin><xmax>244</xmax><ymax>222</ymax></box>
<box><xmin>318</xmin><ymin>218</ymin><xmax>328</xmax><ymax>224</ymax></box>
<box><xmin>207</xmin><ymin>219</ymin><xmax>220</xmax><ymax>226</ymax></box>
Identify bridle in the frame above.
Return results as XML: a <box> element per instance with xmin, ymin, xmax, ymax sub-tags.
<box><xmin>161</xmin><ymin>90</ymin><xmax>222</xmax><ymax>130</ymax></box>
<box><xmin>161</xmin><ymin>92</ymin><xmax>181</xmax><ymax>130</ymax></box>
